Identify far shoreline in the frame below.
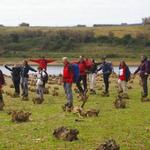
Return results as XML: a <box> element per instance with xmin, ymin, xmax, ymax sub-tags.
<box><xmin>0</xmin><ymin>58</ymin><xmax>140</xmax><ymax>66</ymax></box>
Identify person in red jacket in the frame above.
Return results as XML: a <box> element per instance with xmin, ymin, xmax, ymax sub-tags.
<box><xmin>62</xmin><ymin>57</ymin><xmax>74</xmax><ymax>108</ymax></box>
<box><xmin>30</xmin><ymin>56</ymin><xmax>55</xmax><ymax>70</ymax></box>
<box><xmin>76</xmin><ymin>56</ymin><xmax>88</xmax><ymax>95</ymax></box>
<box><xmin>118</xmin><ymin>61</ymin><xmax>128</xmax><ymax>94</ymax></box>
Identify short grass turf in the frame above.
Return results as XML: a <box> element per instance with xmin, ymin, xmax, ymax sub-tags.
<box><xmin>0</xmin><ymin>75</ymin><xmax>150</xmax><ymax>150</ymax></box>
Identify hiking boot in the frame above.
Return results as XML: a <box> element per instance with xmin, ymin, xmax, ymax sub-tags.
<box><xmin>101</xmin><ymin>91</ymin><xmax>109</xmax><ymax>97</ymax></box>
<box><xmin>22</xmin><ymin>96</ymin><xmax>29</xmax><ymax>101</ymax></box>
<box><xmin>141</xmin><ymin>97</ymin><xmax>150</xmax><ymax>102</ymax></box>
<box><xmin>13</xmin><ymin>93</ymin><xmax>20</xmax><ymax>98</ymax></box>
<box><xmin>90</xmin><ymin>89</ymin><xmax>96</xmax><ymax>95</ymax></box>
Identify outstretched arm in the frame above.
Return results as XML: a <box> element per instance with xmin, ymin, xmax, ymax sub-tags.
<box><xmin>134</xmin><ymin>66</ymin><xmax>140</xmax><ymax>75</ymax></box>
<box><xmin>4</xmin><ymin>65</ymin><xmax>13</xmax><ymax>72</ymax></box>
<box><xmin>97</xmin><ymin>65</ymin><xmax>102</xmax><ymax>72</ymax></box>
<box><xmin>29</xmin><ymin>66</ymin><xmax>37</xmax><ymax>72</ymax></box>
<box><xmin>30</xmin><ymin>59</ymin><xmax>41</xmax><ymax>64</ymax></box>
<box><xmin>46</xmin><ymin>59</ymin><xmax>56</xmax><ymax>64</ymax></box>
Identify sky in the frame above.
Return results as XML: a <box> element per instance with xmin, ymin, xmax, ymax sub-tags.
<box><xmin>0</xmin><ymin>0</ymin><xmax>150</xmax><ymax>26</ymax></box>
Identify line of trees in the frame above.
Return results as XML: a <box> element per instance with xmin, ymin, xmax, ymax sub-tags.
<box><xmin>0</xmin><ymin>29</ymin><xmax>150</xmax><ymax>55</ymax></box>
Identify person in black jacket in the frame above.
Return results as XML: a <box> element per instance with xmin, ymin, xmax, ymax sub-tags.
<box><xmin>97</xmin><ymin>57</ymin><xmax>113</xmax><ymax>96</ymax></box>
<box><xmin>20</xmin><ymin>60</ymin><xmax>37</xmax><ymax>98</ymax></box>
<box><xmin>88</xmin><ymin>59</ymin><xmax>101</xmax><ymax>94</ymax></box>
<box><xmin>5</xmin><ymin>64</ymin><xmax>21</xmax><ymax>96</ymax></box>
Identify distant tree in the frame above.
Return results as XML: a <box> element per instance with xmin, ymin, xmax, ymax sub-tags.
<box><xmin>142</xmin><ymin>17</ymin><xmax>150</xmax><ymax>25</ymax></box>
<box><xmin>121</xmin><ymin>23</ymin><xmax>128</xmax><ymax>26</ymax></box>
<box><xmin>10</xmin><ymin>33</ymin><xmax>19</xmax><ymax>43</ymax></box>
<box><xmin>19</xmin><ymin>22</ymin><xmax>30</xmax><ymax>27</ymax></box>
<box><xmin>0</xmin><ymin>24</ymin><xmax>4</xmax><ymax>27</ymax></box>
<box><xmin>76</xmin><ymin>25</ymin><xmax>86</xmax><ymax>27</ymax></box>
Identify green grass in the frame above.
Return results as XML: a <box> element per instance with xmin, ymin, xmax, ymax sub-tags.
<box><xmin>0</xmin><ymin>44</ymin><xmax>150</xmax><ymax>66</ymax></box>
<box><xmin>1</xmin><ymin>75</ymin><xmax>150</xmax><ymax>150</ymax></box>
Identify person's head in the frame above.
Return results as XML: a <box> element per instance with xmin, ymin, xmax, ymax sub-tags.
<box><xmin>120</xmin><ymin>60</ymin><xmax>126</xmax><ymax>68</ymax></box>
<box><xmin>141</xmin><ymin>55</ymin><xmax>147</xmax><ymax>62</ymax></box>
<box><xmin>13</xmin><ymin>64</ymin><xmax>17</xmax><ymax>67</ymax></box>
<box><xmin>62</xmin><ymin>57</ymin><xmax>69</xmax><ymax>65</ymax></box>
<box><xmin>41</xmin><ymin>56</ymin><xmax>45</xmax><ymax>60</ymax></box>
<box><xmin>37</xmin><ymin>66</ymin><xmax>43</xmax><ymax>72</ymax></box>
<box><xmin>79</xmin><ymin>55</ymin><xmax>84</xmax><ymax>62</ymax></box>
<box><xmin>101</xmin><ymin>56</ymin><xmax>106</xmax><ymax>63</ymax></box>
<box><xmin>91</xmin><ymin>58</ymin><xmax>95</xmax><ymax>63</ymax></box>
<box><xmin>23</xmin><ymin>60</ymin><xmax>28</xmax><ymax>66</ymax></box>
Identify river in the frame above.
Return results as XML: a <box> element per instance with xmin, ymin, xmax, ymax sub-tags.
<box><xmin>0</xmin><ymin>65</ymin><xmax>138</xmax><ymax>75</ymax></box>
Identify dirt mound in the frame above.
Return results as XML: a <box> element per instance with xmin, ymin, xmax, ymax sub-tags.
<box><xmin>11</xmin><ymin>111</ymin><xmax>31</xmax><ymax>122</ymax></box>
<box><xmin>52</xmin><ymin>90</ymin><xmax>59</xmax><ymax>96</ymax></box>
<box><xmin>114</xmin><ymin>95</ymin><xmax>126</xmax><ymax>109</ymax></box>
<box><xmin>53</xmin><ymin>126</ymin><xmax>79</xmax><ymax>142</ymax></box>
<box><xmin>96</xmin><ymin>139</ymin><xmax>120</xmax><ymax>150</ymax></box>
<box><xmin>74</xmin><ymin>107</ymin><xmax>100</xmax><ymax>117</ymax></box>
<box><xmin>10</xmin><ymin>84</ymin><xmax>14</xmax><ymax>88</ymax></box>
<box><xmin>118</xmin><ymin>93</ymin><xmax>129</xmax><ymax>99</ymax></box>
<box><xmin>141</xmin><ymin>97</ymin><xmax>150</xmax><ymax>102</ymax></box>
<box><xmin>44</xmin><ymin>88</ymin><xmax>49</xmax><ymax>94</ymax></box>
<box><xmin>32</xmin><ymin>97</ymin><xmax>44</xmax><ymax>104</ymax></box>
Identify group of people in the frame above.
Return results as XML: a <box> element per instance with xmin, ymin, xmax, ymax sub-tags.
<box><xmin>0</xmin><ymin>55</ymin><xmax>149</xmax><ymax>109</ymax></box>
<box><xmin>0</xmin><ymin>57</ymin><xmax>54</xmax><ymax>103</ymax></box>
<box><xmin>62</xmin><ymin>55</ymin><xmax>150</xmax><ymax>108</ymax></box>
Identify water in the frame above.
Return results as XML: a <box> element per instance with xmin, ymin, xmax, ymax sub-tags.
<box><xmin>0</xmin><ymin>65</ymin><xmax>137</xmax><ymax>75</ymax></box>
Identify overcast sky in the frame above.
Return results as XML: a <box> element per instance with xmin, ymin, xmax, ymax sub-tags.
<box><xmin>0</xmin><ymin>0</ymin><xmax>150</xmax><ymax>26</ymax></box>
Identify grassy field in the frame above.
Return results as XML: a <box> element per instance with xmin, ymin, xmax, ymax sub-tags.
<box><xmin>1</xmin><ymin>73</ymin><xmax>150</xmax><ymax>150</ymax></box>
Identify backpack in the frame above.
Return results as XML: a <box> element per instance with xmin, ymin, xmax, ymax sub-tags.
<box><xmin>105</xmin><ymin>63</ymin><xmax>113</xmax><ymax>75</ymax></box>
<box><xmin>0</xmin><ymin>70</ymin><xmax>5</xmax><ymax>85</ymax></box>
<box><xmin>125</xmin><ymin>66</ymin><xmax>131</xmax><ymax>82</ymax></box>
<box><xmin>69</xmin><ymin>64</ymin><xmax>80</xmax><ymax>83</ymax></box>
<box><xmin>41</xmin><ymin>71</ymin><xmax>48</xmax><ymax>83</ymax></box>
<box><xmin>145</xmin><ymin>60</ymin><xmax>150</xmax><ymax>74</ymax></box>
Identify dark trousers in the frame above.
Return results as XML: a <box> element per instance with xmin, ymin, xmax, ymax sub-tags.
<box><xmin>141</xmin><ymin>76</ymin><xmax>148</xmax><ymax>97</ymax></box>
<box><xmin>13</xmin><ymin>78</ymin><xmax>20</xmax><ymax>94</ymax></box>
<box><xmin>76</xmin><ymin>75</ymin><xmax>87</xmax><ymax>94</ymax></box>
<box><xmin>103</xmin><ymin>74</ymin><xmax>110</xmax><ymax>93</ymax></box>
<box><xmin>0</xmin><ymin>91</ymin><xmax>3</xmax><ymax>102</ymax></box>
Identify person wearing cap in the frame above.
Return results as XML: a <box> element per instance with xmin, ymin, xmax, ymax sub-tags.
<box><xmin>134</xmin><ymin>55</ymin><xmax>149</xmax><ymax>99</ymax></box>
<box><xmin>97</xmin><ymin>56</ymin><xmax>113</xmax><ymax>96</ymax></box>
<box><xmin>62</xmin><ymin>57</ymin><xmax>74</xmax><ymax>108</ymax></box>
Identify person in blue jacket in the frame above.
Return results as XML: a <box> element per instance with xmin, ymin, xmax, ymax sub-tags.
<box><xmin>97</xmin><ymin>56</ymin><xmax>113</xmax><ymax>96</ymax></box>
<box><xmin>20</xmin><ymin>60</ymin><xmax>37</xmax><ymax>99</ymax></box>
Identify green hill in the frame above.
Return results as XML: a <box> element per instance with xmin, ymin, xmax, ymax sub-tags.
<box><xmin>0</xmin><ymin>25</ymin><xmax>150</xmax><ymax>60</ymax></box>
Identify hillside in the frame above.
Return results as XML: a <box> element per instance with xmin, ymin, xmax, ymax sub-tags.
<box><xmin>0</xmin><ymin>25</ymin><xmax>150</xmax><ymax>60</ymax></box>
